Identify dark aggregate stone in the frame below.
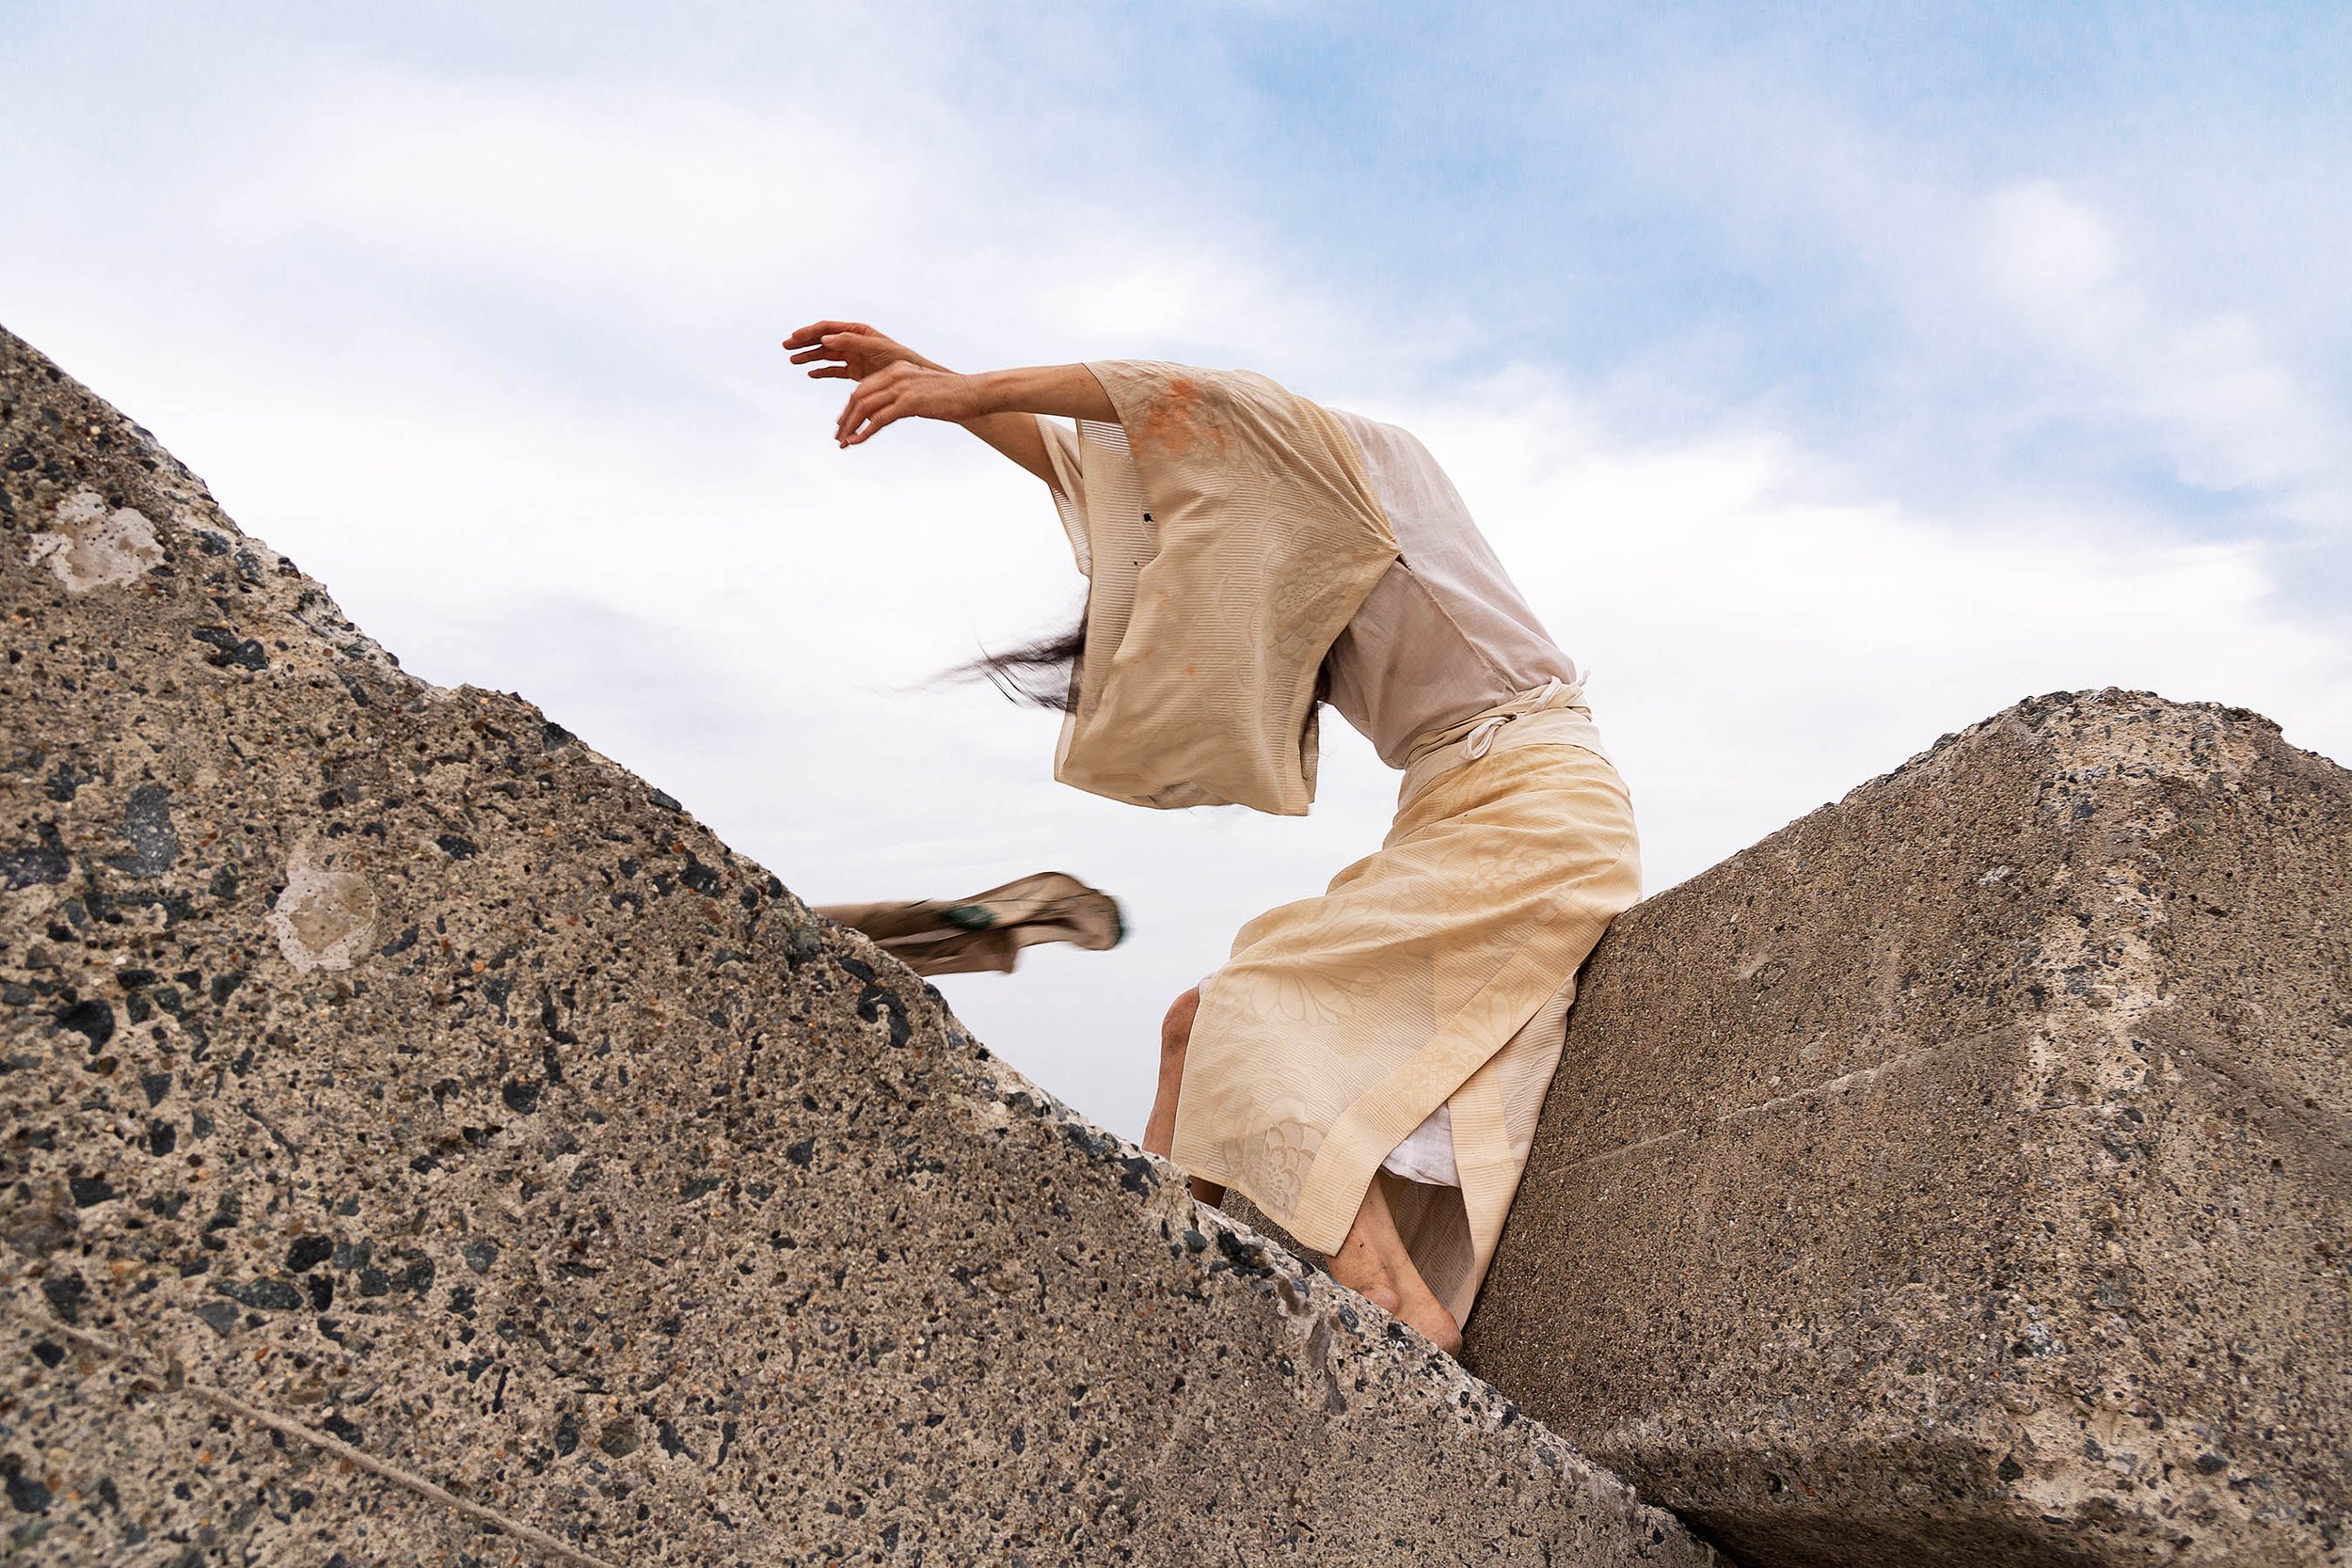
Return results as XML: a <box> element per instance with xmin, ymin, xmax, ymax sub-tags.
<box><xmin>2</xmin><ymin>1455</ymin><xmax>53</xmax><ymax>1514</ymax></box>
<box><xmin>67</xmin><ymin>1175</ymin><xmax>116</xmax><ymax>1207</ymax></box>
<box><xmin>39</xmin><ymin>1272</ymin><xmax>86</xmax><ymax>1323</ymax></box>
<box><xmin>104</xmin><ymin>783</ymin><xmax>179</xmax><ymax>877</ymax></box>
<box><xmin>0</xmin><ymin>843</ymin><xmax>70</xmax><ymax>888</ymax></box>
<box><xmin>54</xmin><ymin>997</ymin><xmax>113</xmax><ymax>1047</ymax></box>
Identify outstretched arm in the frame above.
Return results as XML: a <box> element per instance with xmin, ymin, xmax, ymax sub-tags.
<box><xmin>783</xmin><ymin>321</ymin><xmax>1115</xmax><ymax>486</ymax></box>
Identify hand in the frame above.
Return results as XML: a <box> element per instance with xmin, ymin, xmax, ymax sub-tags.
<box><xmin>782</xmin><ymin>320</ymin><xmax>937</xmax><ymax>382</ymax></box>
<box><xmin>830</xmin><ymin>361</ymin><xmax>987</xmax><ymax>448</ymax></box>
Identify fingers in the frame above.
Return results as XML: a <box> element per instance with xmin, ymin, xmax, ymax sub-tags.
<box><xmin>835</xmin><ymin>364</ymin><xmax>930</xmax><ymax>446</ymax></box>
<box><xmin>781</xmin><ymin>319</ymin><xmax>874</xmax><ymax>349</ymax></box>
<box><xmin>836</xmin><ymin>366</ymin><xmax>891</xmax><ymax>440</ymax></box>
<box><xmin>844</xmin><ymin>404</ymin><xmax>901</xmax><ymax>446</ymax></box>
<box><xmin>790</xmin><ymin>328</ymin><xmax>894</xmax><ymax>384</ymax></box>
<box><xmin>834</xmin><ymin>376</ymin><xmax>889</xmax><ymax>444</ymax></box>
<box><xmin>836</xmin><ymin>386</ymin><xmax>905</xmax><ymax>447</ymax></box>
<box><xmin>836</xmin><ymin>359</ymin><xmax>903</xmax><ymax>425</ymax></box>
<box><xmin>824</xmin><ymin>358</ymin><xmax>948</xmax><ymax>448</ymax></box>
<box><xmin>788</xmin><ymin>337</ymin><xmax>858</xmax><ymax>366</ymax></box>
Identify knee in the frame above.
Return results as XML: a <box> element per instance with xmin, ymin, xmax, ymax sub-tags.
<box><xmin>1159</xmin><ymin>987</ymin><xmax>1201</xmax><ymax>1064</ymax></box>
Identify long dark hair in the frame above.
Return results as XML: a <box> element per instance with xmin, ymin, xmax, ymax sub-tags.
<box><xmin>950</xmin><ymin>614</ymin><xmax>1333</xmax><ymax>714</ymax></box>
<box><xmin>949</xmin><ymin>615</ymin><xmax>1087</xmax><ymax>712</ymax></box>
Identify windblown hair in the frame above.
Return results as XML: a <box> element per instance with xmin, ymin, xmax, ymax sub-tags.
<box><xmin>950</xmin><ymin>614</ymin><xmax>1333</xmax><ymax>715</ymax></box>
<box><xmin>948</xmin><ymin>616</ymin><xmax>1088</xmax><ymax>713</ymax></box>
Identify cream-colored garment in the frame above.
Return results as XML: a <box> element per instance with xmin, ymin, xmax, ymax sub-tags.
<box><xmin>1375</xmin><ymin>690</ymin><xmax>1614</xmax><ymax>1192</ymax></box>
<box><xmin>1321</xmin><ymin>410</ymin><xmax>1581</xmax><ymax>768</ymax></box>
<box><xmin>1034</xmin><ymin>362</ymin><xmax>1398</xmax><ymax>816</ymax></box>
<box><xmin>1177</xmin><ymin>733</ymin><xmax>1640</xmax><ymax>1328</ymax></box>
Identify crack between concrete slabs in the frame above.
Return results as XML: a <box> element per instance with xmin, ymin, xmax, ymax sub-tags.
<box><xmin>1553</xmin><ymin>1024</ymin><xmax>2025</xmax><ymax>1171</ymax></box>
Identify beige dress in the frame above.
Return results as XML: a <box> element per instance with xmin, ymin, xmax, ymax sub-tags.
<box><xmin>1037</xmin><ymin>366</ymin><xmax>1641</xmax><ymax>1328</ymax></box>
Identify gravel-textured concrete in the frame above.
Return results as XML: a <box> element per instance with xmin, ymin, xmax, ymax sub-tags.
<box><xmin>0</xmin><ymin>325</ymin><xmax>1713</xmax><ymax>1566</ymax></box>
<box><xmin>1469</xmin><ymin>690</ymin><xmax>2352</xmax><ymax>1566</ymax></box>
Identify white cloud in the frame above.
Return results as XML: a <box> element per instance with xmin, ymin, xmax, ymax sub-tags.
<box><xmin>1556</xmin><ymin>58</ymin><xmax>2352</xmax><ymax>544</ymax></box>
<box><xmin>1979</xmin><ymin>181</ymin><xmax>2344</xmax><ymax>520</ymax></box>
<box><xmin>1983</xmin><ymin>181</ymin><xmax>2121</xmax><ymax>309</ymax></box>
<box><xmin>1385</xmin><ymin>371</ymin><xmax>2352</xmax><ymax>896</ymax></box>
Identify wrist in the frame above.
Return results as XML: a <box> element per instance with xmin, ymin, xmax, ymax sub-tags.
<box><xmin>955</xmin><ymin>367</ymin><xmax>1018</xmax><ymax>421</ymax></box>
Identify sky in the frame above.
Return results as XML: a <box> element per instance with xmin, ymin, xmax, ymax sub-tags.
<box><xmin>5</xmin><ymin>2</ymin><xmax>2347</xmax><ymax>1139</ymax></box>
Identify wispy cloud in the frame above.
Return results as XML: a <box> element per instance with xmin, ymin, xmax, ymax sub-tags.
<box><xmin>1978</xmin><ymin>180</ymin><xmax>2345</xmax><ymax>529</ymax></box>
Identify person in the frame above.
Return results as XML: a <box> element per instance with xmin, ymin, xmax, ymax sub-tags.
<box><xmin>784</xmin><ymin>321</ymin><xmax>1641</xmax><ymax>1355</ymax></box>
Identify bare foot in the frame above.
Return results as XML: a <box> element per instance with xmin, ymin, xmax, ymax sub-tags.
<box><xmin>1325</xmin><ymin>1172</ymin><xmax>1462</xmax><ymax>1355</ymax></box>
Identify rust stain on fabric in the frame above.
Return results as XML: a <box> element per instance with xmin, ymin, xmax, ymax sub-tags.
<box><xmin>1132</xmin><ymin>376</ymin><xmax>1229</xmax><ymax>460</ymax></box>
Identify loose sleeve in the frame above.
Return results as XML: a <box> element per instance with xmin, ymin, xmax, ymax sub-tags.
<box><xmin>1048</xmin><ymin>360</ymin><xmax>1400</xmax><ymax>816</ymax></box>
<box><xmin>1033</xmin><ymin>415</ymin><xmax>1091</xmax><ymax>578</ymax></box>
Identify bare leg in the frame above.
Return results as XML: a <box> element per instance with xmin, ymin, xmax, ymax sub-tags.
<box><xmin>1325</xmin><ymin>1170</ymin><xmax>1462</xmax><ymax>1355</ymax></box>
<box><xmin>1143</xmin><ymin>988</ymin><xmax>1224</xmax><ymax>1207</ymax></box>
<box><xmin>1150</xmin><ymin>988</ymin><xmax>1457</xmax><ymax>1351</ymax></box>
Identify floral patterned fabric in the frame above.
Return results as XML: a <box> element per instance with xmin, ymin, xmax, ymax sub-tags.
<box><xmin>1175</xmin><ymin>735</ymin><xmax>1640</xmax><ymax>1326</ymax></box>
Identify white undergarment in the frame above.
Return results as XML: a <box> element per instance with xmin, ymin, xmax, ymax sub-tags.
<box><xmin>1380</xmin><ymin>1101</ymin><xmax>1461</xmax><ymax>1187</ymax></box>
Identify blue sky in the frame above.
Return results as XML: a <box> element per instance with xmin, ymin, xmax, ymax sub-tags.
<box><xmin>7</xmin><ymin>3</ymin><xmax>2346</xmax><ymax>1135</ymax></box>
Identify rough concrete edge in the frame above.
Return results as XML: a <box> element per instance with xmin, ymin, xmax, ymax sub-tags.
<box><xmin>1</xmin><ymin>325</ymin><xmax>1711</xmax><ymax>1560</ymax></box>
<box><xmin>0</xmin><ymin>1291</ymin><xmax>620</xmax><ymax>1568</ymax></box>
<box><xmin>1641</xmin><ymin>686</ymin><xmax>2339</xmax><ymax>907</ymax></box>
<box><xmin>1875</xmin><ymin>685</ymin><xmax>2328</xmax><ymax>792</ymax></box>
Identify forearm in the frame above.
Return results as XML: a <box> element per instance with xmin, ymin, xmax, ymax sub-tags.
<box><xmin>959</xmin><ymin>411</ymin><xmax>1058</xmax><ymax>487</ymax></box>
<box><xmin>959</xmin><ymin>363</ymin><xmax>1117</xmax><ymax>423</ymax></box>
<box><xmin>942</xmin><ymin>364</ymin><xmax>1116</xmax><ymax>487</ymax></box>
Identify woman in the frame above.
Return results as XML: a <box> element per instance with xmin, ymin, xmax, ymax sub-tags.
<box><xmin>785</xmin><ymin>321</ymin><xmax>1640</xmax><ymax>1355</ymax></box>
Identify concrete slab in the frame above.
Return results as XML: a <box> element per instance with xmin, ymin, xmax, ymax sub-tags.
<box><xmin>1469</xmin><ymin>690</ymin><xmax>2352</xmax><ymax>1566</ymax></box>
<box><xmin>0</xmin><ymin>326</ymin><xmax>1713</xmax><ymax>1566</ymax></box>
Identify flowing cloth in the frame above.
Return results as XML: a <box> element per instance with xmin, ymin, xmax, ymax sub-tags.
<box><xmin>814</xmin><ymin>872</ymin><xmax>1123</xmax><ymax>977</ymax></box>
<box><xmin>1035</xmin><ymin>361</ymin><xmax>1398</xmax><ymax>816</ymax></box>
<box><xmin>1176</xmin><ymin>696</ymin><xmax>1639</xmax><ymax>1327</ymax></box>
